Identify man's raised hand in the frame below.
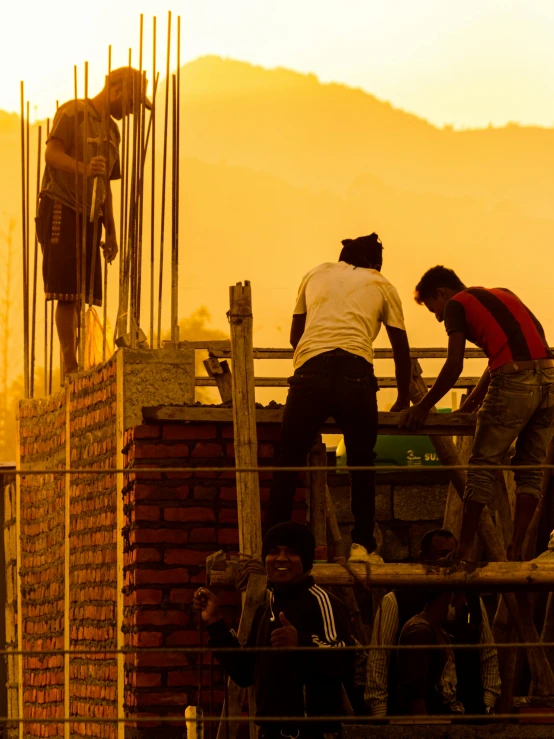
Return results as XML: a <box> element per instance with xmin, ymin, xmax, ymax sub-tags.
<box><xmin>270</xmin><ymin>612</ymin><xmax>298</xmax><ymax>648</ymax></box>
<box><xmin>192</xmin><ymin>587</ymin><xmax>222</xmax><ymax>626</ymax></box>
<box><xmin>87</xmin><ymin>155</ymin><xmax>106</xmax><ymax>178</ymax></box>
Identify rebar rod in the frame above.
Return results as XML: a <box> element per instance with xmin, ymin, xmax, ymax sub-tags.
<box><xmin>26</xmin><ymin>101</ymin><xmax>31</xmax><ymax>394</ymax></box>
<box><xmin>171</xmin><ymin>73</ymin><xmax>177</xmax><ymax>344</ymax></box>
<box><xmin>19</xmin><ymin>82</ymin><xmax>29</xmax><ymax>398</ymax></box>
<box><xmin>157</xmin><ymin>10</ymin><xmax>172</xmax><ymax>347</ymax></box>
<box><xmin>73</xmin><ymin>66</ymin><xmax>80</xmax><ymax>382</ymax></box>
<box><xmin>30</xmin><ymin>125</ymin><xmax>41</xmax><ymax>397</ymax></box>
<box><xmin>79</xmin><ymin>63</ymin><xmax>89</xmax><ymax>370</ymax></box>
<box><xmin>103</xmin><ymin>48</ymin><xmax>112</xmax><ymax>362</ymax></box>
<box><xmin>116</xmin><ymin>54</ymin><xmax>129</xmax><ymax>340</ymax></box>
<box><xmin>150</xmin><ymin>15</ymin><xmax>157</xmax><ymax>349</ymax></box>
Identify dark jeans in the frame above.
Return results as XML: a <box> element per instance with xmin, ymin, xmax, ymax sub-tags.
<box><xmin>266</xmin><ymin>349</ymin><xmax>378</xmax><ymax>551</ymax></box>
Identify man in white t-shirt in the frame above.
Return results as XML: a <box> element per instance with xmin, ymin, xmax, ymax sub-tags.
<box><xmin>266</xmin><ymin>233</ymin><xmax>412</xmax><ymax>563</ymax></box>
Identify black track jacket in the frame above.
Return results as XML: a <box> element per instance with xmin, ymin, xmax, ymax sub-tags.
<box><xmin>207</xmin><ymin>575</ymin><xmax>354</xmax><ymax>733</ymax></box>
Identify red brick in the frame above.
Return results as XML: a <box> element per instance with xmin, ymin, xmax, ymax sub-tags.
<box><xmin>136</xmin><ymin>652</ymin><xmax>189</xmax><ymax>668</ymax></box>
<box><xmin>225</xmin><ymin>443</ymin><xmax>235</xmax><ymax>457</ymax></box>
<box><xmin>221</xmin><ymin>425</ymin><xmax>235</xmax><ymax>439</ymax></box>
<box><xmin>165</xmin><ymin>630</ymin><xmax>199</xmax><ymax>646</ymax></box>
<box><xmin>218</xmin><ymin>529</ymin><xmax>239</xmax><ymax>546</ymax></box>
<box><xmin>219</xmin><ymin>508</ymin><xmax>238</xmax><ymax>523</ymax></box>
<box><xmin>134</xmin><ymin>506</ymin><xmax>161</xmax><ymax>522</ymax></box>
<box><xmin>140</xmin><ymin>691</ymin><xmax>189</xmax><ymax>706</ymax></box>
<box><xmin>133</xmin><ymin>425</ymin><xmax>161</xmax><ymax>440</ymax></box>
<box><xmin>162</xmin><ymin>424</ymin><xmax>217</xmax><ymax>440</ymax></box>
<box><xmin>135</xmin><ymin>610</ymin><xmax>185</xmax><ymax>627</ymax></box>
<box><xmin>258</xmin><ymin>444</ymin><xmax>275</xmax><ymax>459</ymax></box>
<box><xmin>169</xmin><ymin>588</ymin><xmax>195</xmax><ymax>604</ymax></box>
<box><xmin>165</xmin><ymin>507</ymin><xmax>215</xmax><ymax>523</ymax></box>
<box><xmin>130</xmin><ymin>529</ymin><xmax>188</xmax><ymax>545</ymax></box>
<box><xmin>164</xmin><ymin>672</ymin><xmax>200</xmax><ymax>687</ymax></box>
<box><xmin>134</xmin><ymin>673</ymin><xmax>162</xmax><ymax>688</ymax></box>
<box><xmin>292</xmin><ymin>509</ymin><xmax>306</xmax><ymax>523</ymax></box>
<box><xmin>134</xmin><ymin>443</ymin><xmax>190</xmax><ymax>459</ymax></box>
<box><xmin>134</xmin><ymin>569</ymin><xmax>190</xmax><ymax>586</ymax></box>
<box><xmin>134</xmin><ymin>589</ymin><xmax>163</xmax><ymax>605</ymax></box>
<box><xmin>132</xmin><ymin>484</ymin><xmax>190</xmax><ymax>501</ymax></box>
<box><xmin>164</xmin><ymin>550</ymin><xmax>209</xmax><ymax>566</ymax></box>
<box><xmin>189</xmin><ymin>528</ymin><xmax>216</xmax><ymax>544</ymax></box>
<box><xmin>260</xmin><ymin>487</ymin><xmax>270</xmax><ymax>502</ymax></box>
<box><xmin>219</xmin><ymin>487</ymin><xmax>237</xmax><ymax>501</ymax></box>
<box><xmin>132</xmin><ymin>548</ymin><xmax>162</xmax><ymax>564</ymax></box>
<box><xmin>132</xmin><ymin>632</ymin><xmax>163</xmax><ymax>648</ymax></box>
<box><xmin>191</xmin><ymin>442</ymin><xmax>223</xmax><ymax>457</ymax></box>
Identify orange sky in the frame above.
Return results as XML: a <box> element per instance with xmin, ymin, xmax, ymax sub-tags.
<box><xmin>2</xmin><ymin>1</ymin><xmax>554</xmax><ymax>128</ymax></box>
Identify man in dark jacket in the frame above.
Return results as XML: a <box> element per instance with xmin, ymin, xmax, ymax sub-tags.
<box><xmin>193</xmin><ymin>523</ymin><xmax>354</xmax><ymax>739</ymax></box>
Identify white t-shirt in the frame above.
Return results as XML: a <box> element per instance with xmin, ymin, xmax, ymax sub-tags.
<box><xmin>292</xmin><ymin>261</ymin><xmax>406</xmax><ymax>369</ymax></box>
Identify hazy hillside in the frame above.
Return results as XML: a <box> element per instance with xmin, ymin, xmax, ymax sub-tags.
<box><xmin>177</xmin><ymin>56</ymin><xmax>554</xmax><ymax>219</ymax></box>
<box><xmin>0</xmin><ymin>55</ymin><xmax>553</xmax><ymax>392</ymax></box>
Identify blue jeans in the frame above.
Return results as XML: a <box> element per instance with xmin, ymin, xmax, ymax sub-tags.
<box><xmin>266</xmin><ymin>350</ymin><xmax>378</xmax><ymax>550</ymax></box>
<box><xmin>465</xmin><ymin>367</ymin><xmax>554</xmax><ymax>505</ymax></box>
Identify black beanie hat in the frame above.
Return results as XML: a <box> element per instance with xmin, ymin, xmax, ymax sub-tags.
<box><xmin>262</xmin><ymin>522</ymin><xmax>315</xmax><ymax>573</ymax></box>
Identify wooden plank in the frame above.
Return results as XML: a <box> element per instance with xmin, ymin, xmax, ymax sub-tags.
<box><xmin>143</xmin><ymin>406</ymin><xmax>477</xmax><ymax>435</ymax></box>
<box><xmin>209</xmin><ymin>559</ymin><xmax>554</xmax><ymax>590</ymax></box>
<box><xmin>202</xmin><ymin>356</ymin><xmax>233</xmax><ymax>403</ymax></box>
<box><xmin>195</xmin><ymin>375</ymin><xmax>481</xmax><ymax>389</ymax></box>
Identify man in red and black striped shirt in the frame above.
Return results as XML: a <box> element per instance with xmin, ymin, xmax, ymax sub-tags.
<box><xmin>403</xmin><ymin>266</ymin><xmax>554</xmax><ymax>561</ymax></box>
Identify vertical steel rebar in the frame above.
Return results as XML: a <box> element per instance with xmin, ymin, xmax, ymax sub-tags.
<box><xmin>171</xmin><ymin>73</ymin><xmax>178</xmax><ymax>344</ymax></box>
<box><xmin>20</xmin><ymin>82</ymin><xmax>29</xmax><ymax>398</ymax></box>
<box><xmin>26</xmin><ymin>101</ymin><xmax>31</xmax><ymax>392</ymax></box>
<box><xmin>157</xmin><ymin>10</ymin><xmax>172</xmax><ymax>347</ymax></box>
<box><xmin>30</xmin><ymin>125</ymin><xmax>41</xmax><ymax>398</ymax></box>
<box><xmin>172</xmin><ymin>15</ymin><xmax>181</xmax><ymax>343</ymax></box>
<box><xmin>150</xmin><ymin>16</ymin><xmax>157</xmax><ymax>349</ymax></box>
<box><xmin>79</xmin><ymin>63</ymin><xmax>89</xmax><ymax>369</ymax></box>
<box><xmin>103</xmin><ymin>47</ymin><xmax>112</xmax><ymax>362</ymax></box>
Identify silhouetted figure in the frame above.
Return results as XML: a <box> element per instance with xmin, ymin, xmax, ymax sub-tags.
<box><xmin>266</xmin><ymin>234</ymin><xmax>412</xmax><ymax>564</ymax></box>
<box><xmin>37</xmin><ymin>68</ymin><xmax>151</xmax><ymax>374</ymax></box>
<box><xmin>366</xmin><ymin>529</ymin><xmax>500</xmax><ymax>717</ymax></box>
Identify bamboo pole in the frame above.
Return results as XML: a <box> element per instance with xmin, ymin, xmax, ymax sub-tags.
<box><xmin>150</xmin><ymin>16</ymin><xmax>157</xmax><ymax>350</ymax></box>
<box><xmin>209</xmin><ymin>559</ymin><xmax>554</xmax><ymax>589</ymax></box>
<box><xmin>157</xmin><ymin>10</ymin><xmax>172</xmax><ymax>347</ymax></box>
<box><xmin>173</xmin><ymin>15</ymin><xmax>181</xmax><ymax>343</ymax></box>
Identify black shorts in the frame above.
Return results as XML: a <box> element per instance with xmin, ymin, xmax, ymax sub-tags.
<box><xmin>37</xmin><ymin>196</ymin><xmax>103</xmax><ymax>306</ymax></box>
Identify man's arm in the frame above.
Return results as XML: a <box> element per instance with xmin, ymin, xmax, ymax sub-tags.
<box><xmin>365</xmin><ymin>593</ymin><xmax>400</xmax><ymax>717</ymax></box>
<box><xmin>290</xmin><ymin>313</ymin><xmax>306</xmax><ymax>349</ymax></box>
<box><xmin>45</xmin><ymin>138</ymin><xmax>105</xmax><ymax>178</ymax></box>
<box><xmin>458</xmin><ymin>368</ymin><xmax>490</xmax><ymax>413</ymax></box>
<box><xmin>401</xmin><ymin>331</ymin><xmax>466</xmax><ymax>429</ymax></box>
<box><xmin>385</xmin><ymin>325</ymin><xmax>411</xmax><ymax>412</ymax></box>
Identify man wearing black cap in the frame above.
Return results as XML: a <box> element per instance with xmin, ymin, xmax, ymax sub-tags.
<box><xmin>37</xmin><ymin>67</ymin><xmax>152</xmax><ymax>375</ymax></box>
<box><xmin>193</xmin><ymin>523</ymin><xmax>354</xmax><ymax>739</ymax></box>
<box><xmin>266</xmin><ymin>234</ymin><xmax>412</xmax><ymax>563</ymax></box>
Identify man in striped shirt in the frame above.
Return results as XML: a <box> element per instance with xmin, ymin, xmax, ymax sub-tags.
<box><xmin>403</xmin><ymin>266</ymin><xmax>554</xmax><ymax>561</ymax></box>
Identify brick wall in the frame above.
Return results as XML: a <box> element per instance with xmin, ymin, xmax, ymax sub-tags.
<box><xmin>121</xmin><ymin>421</ymin><xmax>307</xmax><ymax>738</ymax></box>
<box><xmin>18</xmin><ymin>389</ymin><xmax>67</xmax><ymax>738</ymax></box>
<box><xmin>17</xmin><ymin>360</ymin><xmax>119</xmax><ymax>739</ymax></box>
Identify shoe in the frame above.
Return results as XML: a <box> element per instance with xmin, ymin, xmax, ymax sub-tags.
<box><xmin>348</xmin><ymin>543</ymin><xmax>384</xmax><ymax>564</ymax></box>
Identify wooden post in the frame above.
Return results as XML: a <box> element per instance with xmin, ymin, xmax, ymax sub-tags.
<box><xmin>309</xmin><ymin>440</ymin><xmax>327</xmax><ymax>562</ymax></box>
<box><xmin>217</xmin><ymin>283</ymin><xmax>265</xmax><ymax>739</ymax></box>
<box><xmin>203</xmin><ymin>355</ymin><xmax>233</xmax><ymax>404</ymax></box>
<box><xmin>229</xmin><ymin>282</ymin><xmax>262</xmax><ymax>558</ymax></box>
